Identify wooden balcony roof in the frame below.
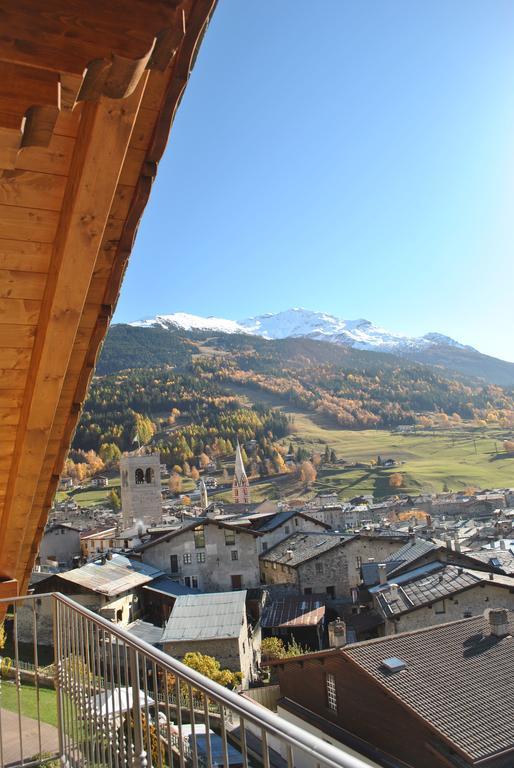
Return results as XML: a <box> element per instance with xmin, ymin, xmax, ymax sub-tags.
<box><xmin>0</xmin><ymin>0</ymin><xmax>216</xmax><ymax>594</ymax></box>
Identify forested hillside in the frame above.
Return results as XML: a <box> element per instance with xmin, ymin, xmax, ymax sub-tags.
<box><xmin>71</xmin><ymin>326</ymin><xmax>514</xmax><ymax>472</ymax></box>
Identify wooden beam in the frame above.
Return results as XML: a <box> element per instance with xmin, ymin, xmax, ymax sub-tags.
<box><xmin>0</xmin><ymin>76</ymin><xmax>149</xmax><ymax>584</ymax></box>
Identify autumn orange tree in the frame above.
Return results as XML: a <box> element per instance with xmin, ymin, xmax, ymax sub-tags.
<box><xmin>389</xmin><ymin>472</ymin><xmax>404</xmax><ymax>489</ymax></box>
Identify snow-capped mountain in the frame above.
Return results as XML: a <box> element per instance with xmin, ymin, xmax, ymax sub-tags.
<box><xmin>130</xmin><ymin>308</ymin><xmax>474</xmax><ymax>355</ymax></box>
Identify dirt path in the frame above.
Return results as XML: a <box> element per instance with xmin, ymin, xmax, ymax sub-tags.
<box><xmin>0</xmin><ymin>708</ymin><xmax>59</xmax><ymax>765</ymax></box>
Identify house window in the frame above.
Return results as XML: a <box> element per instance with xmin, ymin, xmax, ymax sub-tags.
<box><xmin>272</xmin><ymin>562</ymin><xmax>277</xmax><ymax>570</ymax></box>
<box><xmin>145</xmin><ymin>467</ymin><xmax>154</xmax><ymax>484</ymax></box>
<box><xmin>294</xmin><ymin>518</ymin><xmax>299</xmax><ymax>526</ymax></box>
<box><xmin>184</xmin><ymin>576</ymin><xmax>199</xmax><ymax>589</ymax></box>
<box><xmin>356</xmin><ymin>556</ymin><xmax>362</xmax><ymax>569</ymax></box>
<box><xmin>224</xmin><ymin>529</ymin><xmax>236</xmax><ymax>546</ymax></box>
<box><xmin>231</xmin><ymin>550</ymin><xmax>239</xmax><ymax>561</ymax></box>
<box><xmin>304</xmin><ymin>587</ymin><xmax>312</xmax><ymax>595</ymax></box>
<box><xmin>435</xmin><ymin>599</ymin><xmax>446</xmax><ymax>615</ymax></box>
<box><xmin>326</xmin><ymin>673</ymin><xmax>337</xmax><ymax>712</ymax></box>
<box><xmin>284</xmin><ymin>526</ymin><xmax>290</xmax><ymax>535</ymax></box>
<box><xmin>262</xmin><ymin>542</ymin><xmax>268</xmax><ymax>552</ymax></box>
<box><xmin>170</xmin><ymin>555</ymin><xmax>179</xmax><ymax>574</ymax></box>
<box><xmin>194</xmin><ymin>526</ymin><xmax>205</xmax><ymax>549</ymax></box>
<box><xmin>135</xmin><ymin>468</ymin><xmax>144</xmax><ymax>484</ymax></box>
<box><xmin>183</xmin><ymin>553</ymin><xmax>192</xmax><ymax>564</ymax></box>
<box><xmin>315</xmin><ymin>562</ymin><xmax>323</xmax><ymax>574</ymax></box>
<box><xmin>197</xmin><ymin>552</ymin><xmax>206</xmax><ymax>563</ymax></box>
<box><xmin>326</xmin><ymin>586</ymin><xmax>335</xmax><ymax>599</ymax></box>
<box><xmin>231</xmin><ymin>575</ymin><xmax>242</xmax><ymax>589</ymax></box>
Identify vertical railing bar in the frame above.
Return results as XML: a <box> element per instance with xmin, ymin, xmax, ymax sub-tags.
<box><xmin>31</xmin><ymin>601</ymin><xmax>42</xmax><ymax>758</ymax></box>
<box><xmin>109</xmin><ymin>634</ymin><xmax>120</xmax><ymax>768</ymax></box>
<box><xmin>163</xmin><ymin>666</ymin><xmax>174</xmax><ymax>768</ymax></box>
<box><xmin>141</xmin><ymin>655</ymin><xmax>152</xmax><ymax>767</ymax></box>
<box><xmin>219</xmin><ymin>704</ymin><xmax>229</xmax><ymax>768</ymax></box>
<box><xmin>0</xmin><ymin>664</ymin><xmax>5</xmax><ymax>768</ymax></box>
<box><xmin>124</xmin><ymin>642</ymin><xmax>134</xmax><ymax>768</ymax></box>
<box><xmin>70</xmin><ymin>607</ymin><xmax>80</xmax><ymax>766</ymax></box>
<box><xmin>101</xmin><ymin>627</ymin><xmax>114</xmax><ymax>768</ymax></box>
<box><xmin>79</xmin><ymin>613</ymin><xmax>93</xmax><ymax>768</ymax></box>
<box><xmin>129</xmin><ymin>647</ymin><xmax>147</xmax><ymax>768</ymax></box>
<box><xmin>53</xmin><ymin>599</ymin><xmax>68</xmax><ymax>768</ymax></box>
<box><xmin>286</xmin><ymin>743</ymin><xmax>294</xmax><ymax>768</ymax></box>
<box><xmin>62</xmin><ymin>603</ymin><xmax>73</xmax><ymax>765</ymax></box>
<box><xmin>95</xmin><ymin>622</ymin><xmax>108</xmax><ymax>767</ymax></box>
<box><xmin>203</xmin><ymin>696</ymin><xmax>212</xmax><ymax>768</ymax></box>
<box><xmin>151</xmin><ymin>661</ymin><xmax>163</xmax><ymax>768</ymax></box>
<box><xmin>239</xmin><ymin>716</ymin><xmax>248</xmax><ymax>768</ymax></box>
<box><xmin>188</xmin><ymin>684</ymin><xmax>198</xmax><ymax>768</ymax></box>
<box><xmin>115</xmin><ymin>639</ymin><xmax>127</xmax><ymax>768</ymax></box>
<box><xmin>88</xmin><ymin>618</ymin><xmax>101</xmax><ymax>767</ymax></box>
<box><xmin>174</xmin><ymin>677</ymin><xmax>185</xmax><ymax>768</ymax></box>
<box><xmin>261</xmin><ymin>728</ymin><xmax>270</xmax><ymax>768</ymax></box>
<box><xmin>13</xmin><ymin>603</ymin><xmax>24</xmax><ymax>766</ymax></box>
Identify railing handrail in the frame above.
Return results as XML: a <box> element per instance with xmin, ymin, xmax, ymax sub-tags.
<box><xmin>2</xmin><ymin>592</ymin><xmax>374</xmax><ymax>768</ymax></box>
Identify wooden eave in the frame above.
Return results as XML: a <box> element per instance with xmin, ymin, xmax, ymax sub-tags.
<box><xmin>0</xmin><ymin>0</ymin><xmax>217</xmax><ymax>594</ymax></box>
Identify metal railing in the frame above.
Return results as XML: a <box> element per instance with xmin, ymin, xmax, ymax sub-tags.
<box><xmin>0</xmin><ymin>593</ymin><xmax>376</xmax><ymax>768</ymax></box>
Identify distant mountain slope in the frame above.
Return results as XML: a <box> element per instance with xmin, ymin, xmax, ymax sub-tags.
<box><xmin>127</xmin><ymin>308</ymin><xmax>514</xmax><ymax>385</ymax></box>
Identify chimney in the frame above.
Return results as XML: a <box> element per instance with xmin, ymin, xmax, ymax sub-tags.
<box><xmin>378</xmin><ymin>563</ymin><xmax>388</xmax><ymax>585</ymax></box>
<box><xmin>488</xmin><ymin>608</ymin><xmax>510</xmax><ymax>638</ymax></box>
<box><xmin>390</xmin><ymin>583</ymin><xmax>399</xmax><ymax>599</ymax></box>
<box><xmin>454</xmin><ymin>539</ymin><xmax>461</xmax><ymax>553</ymax></box>
<box><xmin>328</xmin><ymin>619</ymin><xmax>347</xmax><ymax>649</ymax></box>
<box><xmin>285</xmin><ymin>549</ymin><xmax>293</xmax><ymax>561</ymax></box>
<box><xmin>500</xmin><ymin>540</ymin><xmax>506</xmax><ymax>551</ymax></box>
<box><xmin>446</xmin><ymin>538</ymin><xmax>453</xmax><ymax>551</ymax></box>
<box><xmin>489</xmin><ymin>573</ymin><xmax>494</xmax><ymax>581</ymax></box>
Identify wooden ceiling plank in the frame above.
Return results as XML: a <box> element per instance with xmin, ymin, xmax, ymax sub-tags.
<box><xmin>0</xmin><ymin>298</ymin><xmax>41</xmax><ymax>325</ymax></box>
<box><xmin>0</xmin><ymin>271</ymin><xmax>47</xmax><ymax>301</ymax></box>
<box><xmin>0</xmin><ymin>325</ymin><xmax>35</xmax><ymax>348</ymax></box>
<box><xmin>15</xmin><ymin>134</ymin><xmax>74</xmax><ymax>176</ymax></box>
<box><xmin>0</xmin><ymin>170</ymin><xmax>67</xmax><ymax>212</ymax></box>
<box><xmin>0</xmin><ymin>204</ymin><xmax>59</xmax><ymax>243</ymax></box>
<box><xmin>0</xmin><ymin>75</ymin><xmax>149</xmax><ymax>581</ymax></box>
<box><xmin>0</xmin><ymin>240</ymin><xmax>53</xmax><ymax>273</ymax></box>
<box><xmin>0</xmin><ymin>350</ymin><xmax>31</xmax><ymax>370</ymax></box>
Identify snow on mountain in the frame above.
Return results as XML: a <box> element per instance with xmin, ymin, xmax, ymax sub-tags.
<box><xmin>129</xmin><ymin>308</ymin><xmax>474</xmax><ymax>354</ymax></box>
<box><xmin>130</xmin><ymin>312</ymin><xmax>246</xmax><ymax>334</ymax></box>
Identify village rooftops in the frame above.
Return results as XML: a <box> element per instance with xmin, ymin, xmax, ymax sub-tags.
<box><xmin>343</xmin><ymin>611</ymin><xmax>514</xmax><ymax>765</ymax></box>
<box><xmin>256</xmin><ymin>509</ymin><xmax>331</xmax><ymax>533</ymax></box>
<box><xmin>142</xmin><ymin>575</ymin><xmax>203</xmax><ymax>599</ymax></box>
<box><xmin>58</xmin><ymin>554</ymin><xmax>162</xmax><ymax>598</ymax></box>
<box><xmin>260</xmin><ymin>532</ymin><xmax>358</xmax><ymax>567</ymax></box>
<box><xmin>370</xmin><ymin>562</ymin><xmax>514</xmax><ymax>618</ymax></box>
<box><xmin>261</xmin><ymin>597</ymin><xmax>326</xmax><ymax>628</ymax></box>
<box><xmin>468</xmin><ymin>547</ymin><xmax>514</xmax><ymax>576</ymax></box>
<box><xmin>134</xmin><ymin>517</ymin><xmax>262</xmax><ymax>553</ymax></box>
<box><xmin>161</xmin><ymin>591</ymin><xmax>247</xmax><ymax>643</ymax></box>
<box><xmin>383</xmin><ymin>538</ymin><xmax>438</xmax><ymax>575</ymax></box>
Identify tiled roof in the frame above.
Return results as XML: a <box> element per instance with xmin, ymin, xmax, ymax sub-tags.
<box><xmin>261</xmin><ymin>597</ymin><xmax>325</xmax><ymax>628</ymax></box>
<box><xmin>344</xmin><ymin>612</ymin><xmax>514</xmax><ymax>763</ymax></box>
<box><xmin>260</xmin><ymin>532</ymin><xmax>357</xmax><ymax>567</ymax></box>
<box><xmin>372</xmin><ymin>563</ymin><xmax>514</xmax><ymax>618</ymax></box>
<box><xmin>468</xmin><ymin>548</ymin><xmax>514</xmax><ymax>575</ymax></box>
<box><xmin>58</xmin><ymin>554</ymin><xmax>162</xmax><ymax>597</ymax></box>
<box><xmin>161</xmin><ymin>591</ymin><xmax>247</xmax><ymax>643</ymax></box>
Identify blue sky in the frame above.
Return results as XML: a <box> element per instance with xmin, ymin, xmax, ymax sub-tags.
<box><xmin>114</xmin><ymin>1</ymin><xmax>514</xmax><ymax>361</ymax></box>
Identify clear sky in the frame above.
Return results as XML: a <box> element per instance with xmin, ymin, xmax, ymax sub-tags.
<box><xmin>114</xmin><ymin>0</ymin><xmax>514</xmax><ymax>361</ymax></box>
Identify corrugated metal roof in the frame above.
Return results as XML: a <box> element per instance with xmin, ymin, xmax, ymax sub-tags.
<box><xmin>143</xmin><ymin>575</ymin><xmax>203</xmax><ymax>598</ymax></box>
<box><xmin>125</xmin><ymin>620</ymin><xmax>163</xmax><ymax>646</ymax></box>
<box><xmin>58</xmin><ymin>554</ymin><xmax>162</xmax><ymax>597</ymax></box>
<box><xmin>161</xmin><ymin>591</ymin><xmax>247</xmax><ymax>643</ymax></box>
<box><xmin>261</xmin><ymin>598</ymin><xmax>325</xmax><ymax>628</ymax></box>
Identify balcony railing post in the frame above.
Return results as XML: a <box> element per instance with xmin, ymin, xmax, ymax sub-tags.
<box><xmin>129</xmin><ymin>646</ymin><xmax>148</xmax><ymax>768</ymax></box>
<box><xmin>53</xmin><ymin>597</ymin><xmax>69</xmax><ymax>768</ymax></box>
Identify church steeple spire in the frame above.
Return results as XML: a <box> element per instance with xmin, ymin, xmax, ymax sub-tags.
<box><xmin>233</xmin><ymin>441</ymin><xmax>250</xmax><ymax>503</ymax></box>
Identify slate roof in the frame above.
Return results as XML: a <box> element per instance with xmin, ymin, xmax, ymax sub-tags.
<box><xmin>384</xmin><ymin>539</ymin><xmax>438</xmax><ymax>576</ymax></box>
<box><xmin>344</xmin><ymin>612</ymin><xmax>514</xmax><ymax>763</ymax></box>
<box><xmin>161</xmin><ymin>591</ymin><xmax>247</xmax><ymax>643</ymax></box>
<box><xmin>468</xmin><ymin>548</ymin><xmax>514</xmax><ymax>575</ymax></box>
<box><xmin>125</xmin><ymin>620</ymin><xmax>163</xmax><ymax>646</ymax></box>
<box><xmin>261</xmin><ymin>597</ymin><xmax>325</xmax><ymax>628</ymax></box>
<box><xmin>260</xmin><ymin>532</ymin><xmax>357</xmax><ymax>567</ymax></box>
<box><xmin>58</xmin><ymin>554</ymin><xmax>162</xmax><ymax>597</ymax></box>
<box><xmin>256</xmin><ymin>509</ymin><xmax>329</xmax><ymax>533</ymax></box>
<box><xmin>142</xmin><ymin>575</ymin><xmax>202</xmax><ymax>598</ymax></box>
<box><xmin>135</xmin><ymin>517</ymin><xmax>261</xmax><ymax>553</ymax></box>
<box><xmin>372</xmin><ymin>563</ymin><xmax>514</xmax><ymax>618</ymax></box>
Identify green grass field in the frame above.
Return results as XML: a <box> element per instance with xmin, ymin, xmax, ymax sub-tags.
<box><xmin>0</xmin><ymin>682</ymin><xmax>58</xmax><ymax>727</ymax></box>
<box><xmin>221</xmin><ymin>382</ymin><xmax>514</xmax><ymax>500</ymax></box>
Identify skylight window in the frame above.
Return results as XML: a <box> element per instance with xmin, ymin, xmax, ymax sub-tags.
<box><xmin>381</xmin><ymin>657</ymin><xmax>407</xmax><ymax>674</ymax></box>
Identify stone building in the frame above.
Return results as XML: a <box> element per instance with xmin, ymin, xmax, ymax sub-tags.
<box><xmin>37</xmin><ymin>523</ymin><xmax>81</xmax><ymax>568</ymax></box>
<box><xmin>136</xmin><ymin>518</ymin><xmax>262</xmax><ymax>591</ymax></box>
<box><xmin>371</xmin><ymin>562</ymin><xmax>514</xmax><ymax>634</ymax></box>
<box><xmin>161</xmin><ymin>591</ymin><xmax>257</xmax><ymax>686</ymax></box>
<box><xmin>120</xmin><ymin>451</ymin><xmax>162</xmax><ymax>526</ymax></box>
<box><xmin>260</xmin><ymin>531</ymin><xmax>410</xmax><ymax>599</ymax></box>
